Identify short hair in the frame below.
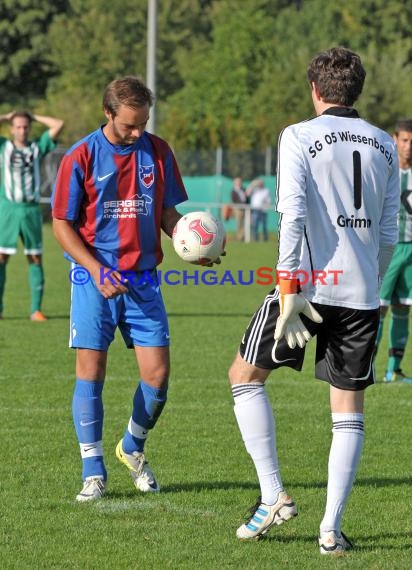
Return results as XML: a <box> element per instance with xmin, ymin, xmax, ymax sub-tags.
<box><xmin>103</xmin><ymin>76</ymin><xmax>154</xmax><ymax>117</ymax></box>
<box><xmin>10</xmin><ymin>111</ymin><xmax>33</xmax><ymax>124</ymax></box>
<box><xmin>307</xmin><ymin>47</ymin><xmax>366</xmax><ymax>107</ymax></box>
<box><xmin>394</xmin><ymin>118</ymin><xmax>412</xmax><ymax>134</ymax></box>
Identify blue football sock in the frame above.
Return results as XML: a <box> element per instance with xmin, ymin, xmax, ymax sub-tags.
<box><xmin>122</xmin><ymin>379</ymin><xmax>168</xmax><ymax>454</ymax></box>
<box><xmin>72</xmin><ymin>378</ymin><xmax>107</xmax><ymax>480</ymax></box>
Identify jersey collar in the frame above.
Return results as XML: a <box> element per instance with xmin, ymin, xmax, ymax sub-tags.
<box><xmin>322</xmin><ymin>107</ymin><xmax>359</xmax><ymax>118</ymax></box>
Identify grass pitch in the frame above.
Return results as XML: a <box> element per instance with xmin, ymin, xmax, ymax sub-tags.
<box><xmin>0</xmin><ymin>225</ymin><xmax>411</xmax><ymax>569</ymax></box>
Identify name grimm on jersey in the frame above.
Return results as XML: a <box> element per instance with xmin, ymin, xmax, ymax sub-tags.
<box><xmin>308</xmin><ymin>130</ymin><xmax>393</xmax><ymax>165</ymax></box>
<box><xmin>337</xmin><ymin>214</ymin><xmax>371</xmax><ymax>228</ymax></box>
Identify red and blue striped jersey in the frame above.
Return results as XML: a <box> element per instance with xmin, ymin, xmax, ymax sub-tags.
<box><xmin>52</xmin><ymin>127</ymin><xmax>187</xmax><ymax>271</ymax></box>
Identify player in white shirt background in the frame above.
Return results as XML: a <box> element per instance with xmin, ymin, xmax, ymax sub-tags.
<box><xmin>228</xmin><ymin>47</ymin><xmax>399</xmax><ymax>554</ymax></box>
<box><xmin>247</xmin><ymin>178</ymin><xmax>272</xmax><ymax>241</ymax></box>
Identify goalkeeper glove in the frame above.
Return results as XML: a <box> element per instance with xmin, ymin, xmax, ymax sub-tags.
<box><xmin>274</xmin><ymin>278</ymin><xmax>323</xmax><ymax>349</ymax></box>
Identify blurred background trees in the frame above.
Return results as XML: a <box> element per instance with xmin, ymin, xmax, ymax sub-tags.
<box><xmin>1</xmin><ymin>0</ymin><xmax>410</xmax><ymax>147</ymax></box>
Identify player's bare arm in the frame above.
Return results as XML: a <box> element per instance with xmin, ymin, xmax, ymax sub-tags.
<box><xmin>32</xmin><ymin>114</ymin><xmax>64</xmax><ymax>140</ymax></box>
<box><xmin>0</xmin><ymin>111</ymin><xmax>15</xmax><ymax>123</ymax></box>
<box><xmin>52</xmin><ymin>218</ymin><xmax>128</xmax><ymax>299</ymax></box>
<box><xmin>161</xmin><ymin>206</ymin><xmax>182</xmax><ymax>237</ymax></box>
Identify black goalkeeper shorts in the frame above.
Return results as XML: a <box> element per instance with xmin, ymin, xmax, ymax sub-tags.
<box><xmin>239</xmin><ymin>288</ymin><xmax>379</xmax><ymax>391</ymax></box>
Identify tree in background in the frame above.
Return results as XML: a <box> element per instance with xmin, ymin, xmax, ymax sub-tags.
<box><xmin>0</xmin><ymin>0</ymin><xmax>69</xmax><ymax>106</ymax></box>
<box><xmin>44</xmin><ymin>0</ymin><xmax>213</xmax><ymax>144</ymax></box>
<box><xmin>162</xmin><ymin>0</ymin><xmax>411</xmax><ymax>150</ymax></box>
<box><xmin>1</xmin><ymin>0</ymin><xmax>410</xmax><ymax>147</ymax></box>
<box><xmin>43</xmin><ymin>0</ymin><xmax>147</xmax><ymax>142</ymax></box>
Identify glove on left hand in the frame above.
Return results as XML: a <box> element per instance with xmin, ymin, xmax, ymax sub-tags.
<box><xmin>274</xmin><ymin>278</ymin><xmax>323</xmax><ymax>349</ymax></box>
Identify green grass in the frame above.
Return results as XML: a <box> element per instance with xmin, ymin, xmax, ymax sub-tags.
<box><xmin>0</xmin><ymin>225</ymin><xmax>411</xmax><ymax>569</ymax></box>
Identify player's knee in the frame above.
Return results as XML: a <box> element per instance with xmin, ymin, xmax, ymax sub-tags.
<box><xmin>76</xmin><ymin>349</ymin><xmax>107</xmax><ymax>380</ymax></box>
<box><xmin>228</xmin><ymin>354</ymin><xmax>265</xmax><ymax>386</ymax></box>
<box><xmin>392</xmin><ymin>304</ymin><xmax>409</xmax><ymax>315</ymax></box>
<box><xmin>142</xmin><ymin>364</ymin><xmax>170</xmax><ymax>387</ymax></box>
<box><xmin>228</xmin><ymin>354</ymin><xmax>245</xmax><ymax>385</ymax></box>
<box><xmin>228</xmin><ymin>361</ymin><xmax>237</xmax><ymax>385</ymax></box>
<box><xmin>27</xmin><ymin>254</ymin><xmax>42</xmax><ymax>265</ymax></box>
<box><xmin>77</xmin><ymin>362</ymin><xmax>106</xmax><ymax>381</ymax></box>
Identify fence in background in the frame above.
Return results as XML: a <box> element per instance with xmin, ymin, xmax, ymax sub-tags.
<box><xmin>40</xmin><ymin>148</ymin><xmax>279</xmax><ymax>241</ymax></box>
<box><xmin>174</xmin><ymin>147</ymin><xmax>275</xmax><ymax>178</ymax></box>
<box><xmin>40</xmin><ymin>146</ymin><xmax>277</xmax><ymax>196</ymax></box>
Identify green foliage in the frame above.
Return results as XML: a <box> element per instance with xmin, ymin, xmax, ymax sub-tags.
<box><xmin>161</xmin><ymin>0</ymin><xmax>411</xmax><ymax>148</ymax></box>
<box><xmin>0</xmin><ymin>0</ymin><xmax>69</xmax><ymax>105</ymax></box>
<box><xmin>156</xmin><ymin>0</ymin><xmax>214</xmax><ymax>101</ymax></box>
<box><xmin>1</xmin><ymin>0</ymin><xmax>411</xmax><ymax>147</ymax></box>
<box><xmin>358</xmin><ymin>41</ymin><xmax>412</xmax><ymax>132</ymax></box>
<box><xmin>44</xmin><ymin>0</ymin><xmax>148</xmax><ymax>142</ymax></box>
<box><xmin>44</xmin><ymin>0</ymin><xmax>215</xmax><ymax>143</ymax></box>
<box><xmin>161</xmin><ymin>0</ymin><xmax>279</xmax><ymax>149</ymax></box>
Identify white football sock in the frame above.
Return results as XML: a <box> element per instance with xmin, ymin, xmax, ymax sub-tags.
<box><xmin>320</xmin><ymin>412</ymin><xmax>364</xmax><ymax>535</ymax></box>
<box><xmin>232</xmin><ymin>382</ymin><xmax>283</xmax><ymax>505</ymax></box>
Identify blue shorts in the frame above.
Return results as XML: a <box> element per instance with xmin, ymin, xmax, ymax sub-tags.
<box><xmin>69</xmin><ymin>266</ymin><xmax>169</xmax><ymax>350</ymax></box>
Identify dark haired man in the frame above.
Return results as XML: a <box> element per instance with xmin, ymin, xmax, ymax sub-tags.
<box><xmin>52</xmin><ymin>76</ymin><xmax>188</xmax><ymax>501</ymax></box>
<box><xmin>228</xmin><ymin>47</ymin><xmax>399</xmax><ymax>554</ymax></box>
<box><xmin>375</xmin><ymin>118</ymin><xmax>412</xmax><ymax>383</ymax></box>
<box><xmin>0</xmin><ymin>110</ymin><xmax>64</xmax><ymax>320</ymax></box>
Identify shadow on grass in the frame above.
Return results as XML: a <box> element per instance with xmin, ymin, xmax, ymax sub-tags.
<box><xmin>168</xmin><ymin>312</ymin><xmax>252</xmax><ymax>318</ymax></box>
<box><xmin>106</xmin><ymin>475</ymin><xmax>412</xmax><ymax>498</ymax></box>
<box><xmin>264</xmin><ymin>531</ymin><xmax>412</xmax><ymax>550</ymax></box>
<box><xmin>290</xmin><ymin>476</ymin><xmax>412</xmax><ymax>489</ymax></box>
<box><xmin>1</xmin><ymin>313</ymin><xmax>249</xmax><ymax>320</ymax></box>
<box><xmin>0</xmin><ymin>314</ymin><xmax>69</xmax><ymax>321</ymax></box>
<box><xmin>106</xmin><ymin>480</ymin><xmax>258</xmax><ymax>499</ymax></box>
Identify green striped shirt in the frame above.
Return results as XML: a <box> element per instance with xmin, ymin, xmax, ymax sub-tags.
<box><xmin>398</xmin><ymin>167</ymin><xmax>412</xmax><ymax>242</ymax></box>
<box><xmin>0</xmin><ymin>131</ymin><xmax>56</xmax><ymax>203</ymax></box>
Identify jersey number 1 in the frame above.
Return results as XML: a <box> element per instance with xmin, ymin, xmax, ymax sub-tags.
<box><xmin>353</xmin><ymin>150</ymin><xmax>362</xmax><ymax>210</ymax></box>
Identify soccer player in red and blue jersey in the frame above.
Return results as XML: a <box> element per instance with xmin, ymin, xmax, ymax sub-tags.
<box><xmin>52</xmin><ymin>76</ymin><xmax>188</xmax><ymax>501</ymax></box>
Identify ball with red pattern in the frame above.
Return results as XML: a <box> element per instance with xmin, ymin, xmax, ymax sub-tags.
<box><xmin>172</xmin><ymin>211</ymin><xmax>226</xmax><ymax>265</ymax></box>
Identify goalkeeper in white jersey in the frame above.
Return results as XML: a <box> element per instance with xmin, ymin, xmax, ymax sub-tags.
<box><xmin>228</xmin><ymin>47</ymin><xmax>399</xmax><ymax>554</ymax></box>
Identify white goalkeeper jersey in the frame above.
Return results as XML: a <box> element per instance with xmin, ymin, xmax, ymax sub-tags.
<box><xmin>276</xmin><ymin>107</ymin><xmax>400</xmax><ymax>310</ymax></box>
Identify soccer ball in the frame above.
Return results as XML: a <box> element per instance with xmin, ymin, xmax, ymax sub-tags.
<box><xmin>172</xmin><ymin>211</ymin><xmax>226</xmax><ymax>265</ymax></box>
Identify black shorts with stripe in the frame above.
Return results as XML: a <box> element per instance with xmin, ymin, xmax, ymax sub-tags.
<box><xmin>239</xmin><ymin>289</ymin><xmax>379</xmax><ymax>391</ymax></box>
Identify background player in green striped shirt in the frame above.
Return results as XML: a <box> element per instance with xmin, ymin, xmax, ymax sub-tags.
<box><xmin>376</xmin><ymin>118</ymin><xmax>412</xmax><ymax>382</ymax></box>
<box><xmin>0</xmin><ymin>110</ymin><xmax>64</xmax><ymax>321</ymax></box>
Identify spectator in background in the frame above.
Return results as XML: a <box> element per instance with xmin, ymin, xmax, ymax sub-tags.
<box><xmin>0</xmin><ymin>110</ymin><xmax>64</xmax><ymax>321</ymax></box>
<box><xmin>375</xmin><ymin>118</ymin><xmax>412</xmax><ymax>383</ymax></box>
<box><xmin>247</xmin><ymin>178</ymin><xmax>272</xmax><ymax>241</ymax></box>
<box><xmin>231</xmin><ymin>177</ymin><xmax>248</xmax><ymax>241</ymax></box>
